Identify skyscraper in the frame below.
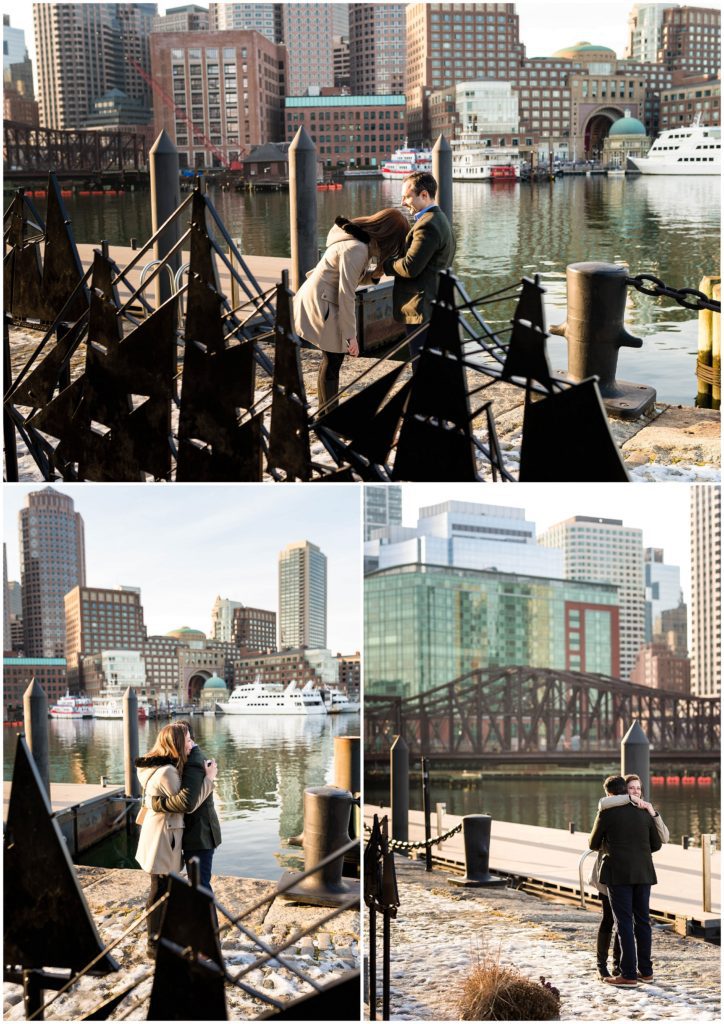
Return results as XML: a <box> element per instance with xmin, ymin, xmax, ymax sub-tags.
<box><xmin>19</xmin><ymin>487</ymin><xmax>86</xmax><ymax>658</ymax></box>
<box><xmin>625</xmin><ymin>3</ymin><xmax>678</xmax><ymax>63</ymax></box>
<box><xmin>659</xmin><ymin>5</ymin><xmax>721</xmax><ymax>76</ymax></box>
<box><xmin>539</xmin><ymin>516</ymin><xmax>644</xmax><ymax>680</ymax></box>
<box><xmin>280</xmin><ymin>3</ymin><xmax>334</xmax><ymax>96</ymax></box>
<box><xmin>349</xmin><ymin>3</ymin><xmax>406</xmax><ymax>96</ymax></box>
<box><xmin>64</xmin><ymin>585</ymin><xmax>146</xmax><ymax>686</ymax></box>
<box><xmin>644</xmin><ymin>547</ymin><xmax>682</xmax><ymax>641</ymax></box>
<box><xmin>364</xmin><ymin>484</ymin><xmax>402</xmax><ymax>541</ymax></box>
<box><xmin>689</xmin><ymin>485</ymin><xmax>721</xmax><ymax>696</ymax></box>
<box><xmin>3</xmin><ymin>544</ymin><xmax>11</xmax><ymax>654</ymax></box>
<box><xmin>210</xmin><ymin>596</ymin><xmax>244</xmax><ymax>643</ymax></box>
<box><xmin>278</xmin><ymin>541</ymin><xmax>327</xmax><ymax>650</ymax></box>
<box><xmin>209</xmin><ymin>3</ymin><xmax>281</xmax><ymax>41</ymax></box>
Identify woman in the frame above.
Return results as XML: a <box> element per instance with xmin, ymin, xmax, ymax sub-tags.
<box><xmin>293</xmin><ymin>208</ymin><xmax>409</xmax><ymax>410</ymax></box>
<box><xmin>135</xmin><ymin>723</ymin><xmax>215</xmax><ymax>957</ymax></box>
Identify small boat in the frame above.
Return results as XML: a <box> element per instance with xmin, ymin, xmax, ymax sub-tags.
<box><xmin>343</xmin><ymin>168</ymin><xmax>383</xmax><ymax>179</ymax></box>
<box><xmin>380</xmin><ymin>145</ymin><xmax>433</xmax><ymax>180</ymax></box>
<box><xmin>216</xmin><ymin>678</ymin><xmax>327</xmax><ymax>716</ymax></box>
<box><xmin>49</xmin><ymin>692</ymin><xmax>94</xmax><ymax>719</ymax></box>
<box><xmin>323</xmin><ymin>688</ymin><xmax>360</xmax><ymax>714</ymax></box>
<box><xmin>628</xmin><ymin>115</ymin><xmax>720</xmax><ymax>175</ymax></box>
<box><xmin>451</xmin><ymin>130</ymin><xmax>520</xmax><ymax>181</ymax></box>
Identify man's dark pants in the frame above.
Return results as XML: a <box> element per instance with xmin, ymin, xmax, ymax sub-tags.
<box><xmin>405</xmin><ymin>323</ymin><xmax>429</xmax><ymax>365</ymax></box>
<box><xmin>184</xmin><ymin>848</ymin><xmax>219</xmax><ymax>931</ymax></box>
<box><xmin>597</xmin><ymin>893</ymin><xmax>622</xmax><ymax>974</ymax></box>
<box><xmin>607</xmin><ymin>883</ymin><xmax>653</xmax><ymax>980</ymax></box>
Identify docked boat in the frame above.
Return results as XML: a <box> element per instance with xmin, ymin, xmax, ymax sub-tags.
<box><xmin>92</xmin><ymin>692</ymin><xmax>124</xmax><ymax>719</ymax></box>
<box><xmin>628</xmin><ymin>117</ymin><xmax>720</xmax><ymax>175</ymax></box>
<box><xmin>323</xmin><ymin>688</ymin><xmax>360</xmax><ymax>714</ymax></box>
<box><xmin>49</xmin><ymin>692</ymin><xmax>94</xmax><ymax>719</ymax></box>
<box><xmin>381</xmin><ymin>145</ymin><xmax>433</xmax><ymax>180</ymax></box>
<box><xmin>451</xmin><ymin>131</ymin><xmax>520</xmax><ymax>181</ymax></box>
<box><xmin>216</xmin><ymin>678</ymin><xmax>327</xmax><ymax>716</ymax></box>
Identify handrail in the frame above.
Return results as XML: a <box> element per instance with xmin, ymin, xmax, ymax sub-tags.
<box><xmin>578</xmin><ymin>848</ymin><xmax>598</xmax><ymax>909</ymax></box>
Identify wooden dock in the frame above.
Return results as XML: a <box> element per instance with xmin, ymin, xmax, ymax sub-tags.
<box><xmin>4</xmin><ymin>780</ymin><xmax>128</xmax><ymax>856</ymax></box>
<box><xmin>365</xmin><ymin>805</ymin><xmax>720</xmax><ymax>938</ymax></box>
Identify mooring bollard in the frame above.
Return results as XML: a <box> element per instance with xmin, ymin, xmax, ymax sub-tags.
<box><xmin>289</xmin><ymin>125</ymin><xmax>318</xmax><ymax>292</ymax></box>
<box><xmin>696</xmin><ymin>275</ymin><xmax>718</xmax><ymax>407</ymax></box>
<box><xmin>712</xmin><ymin>282</ymin><xmax>721</xmax><ymax>410</ymax></box>
<box><xmin>432</xmin><ymin>134</ymin><xmax>453</xmax><ymax>225</ymax></box>
<box><xmin>701</xmin><ymin>834</ymin><xmax>714</xmax><ymax>912</ymax></box>
<box><xmin>390</xmin><ymin>734</ymin><xmax>409</xmax><ymax>844</ymax></box>
<box><xmin>149</xmin><ymin>129</ymin><xmax>181</xmax><ymax>308</ymax></box>
<box><xmin>550</xmin><ymin>261</ymin><xmax>656</xmax><ymax>419</ymax></box>
<box><xmin>278</xmin><ymin>785</ymin><xmax>357</xmax><ymax>907</ymax></box>
<box><xmin>335</xmin><ymin>735</ymin><xmax>361</xmax><ymax>840</ymax></box>
<box><xmin>22</xmin><ymin>678</ymin><xmax>50</xmax><ymax>797</ymax></box>
<box><xmin>621</xmin><ymin>720</ymin><xmax>649</xmax><ymax>796</ymax></box>
<box><xmin>682</xmin><ymin>835</ymin><xmax>690</xmax><ymax>850</ymax></box>
<box><xmin>123</xmin><ymin>687</ymin><xmax>140</xmax><ymax>799</ymax></box>
<box><xmin>449</xmin><ymin>814</ymin><xmax>507</xmax><ymax>888</ymax></box>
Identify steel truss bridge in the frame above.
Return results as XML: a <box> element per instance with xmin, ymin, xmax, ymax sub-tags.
<box><xmin>3</xmin><ymin>120</ymin><xmax>148</xmax><ymax>179</ymax></box>
<box><xmin>365</xmin><ymin>666</ymin><xmax>720</xmax><ymax>765</ymax></box>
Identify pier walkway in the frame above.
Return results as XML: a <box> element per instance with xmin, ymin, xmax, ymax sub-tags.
<box><xmin>364</xmin><ymin>805</ymin><xmax>720</xmax><ymax>936</ymax></box>
<box><xmin>3</xmin><ymin>780</ymin><xmax>126</xmax><ymax>855</ymax></box>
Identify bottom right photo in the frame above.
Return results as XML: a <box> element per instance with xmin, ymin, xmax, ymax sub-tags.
<box><xmin>363</xmin><ymin>482</ymin><xmax>720</xmax><ymax>1022</ymax></box>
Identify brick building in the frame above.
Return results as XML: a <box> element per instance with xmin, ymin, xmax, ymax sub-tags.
<box><xmin>3</xmin><ymin>656</ymin><xmax>67</xmax><ymax>721</ymax></box>
<box><xmin>285</xmin><ymin>93</ymin><xmax>406</xmax><ymax>168</ymax></box>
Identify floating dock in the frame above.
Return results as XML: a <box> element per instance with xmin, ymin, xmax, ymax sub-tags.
<box><xmin>3</xmin><ymin>781</ymin><xmax>128</xmax><ymax>856</ymax></box>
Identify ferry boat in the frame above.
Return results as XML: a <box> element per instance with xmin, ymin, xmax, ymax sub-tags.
<box><xmin>323</xmin><ymin>688</ymin><xmax>360</xmax><ymax>714</ymax></box>
<box><xmin>92</xmin><ymin>692</ymin><xmax>124</xmax><ymax>720</ymax></box>
<box><xmin>451</xmin><ymin>131</ymin><xmax>521</xmax><ymax>181</ymax></box>
<box><xmin>216</xmin><ymin>678</ymin><xmax>327</xmax><ymax>716</ymax></box>
<box><xmin>380</xmin><ymin>146</ymin><xmax>433</xmax><ymax>180</ymax></box>
<box><xmin>49</xmin><ymin>692</ymin><xmax>94</xmax><ymax>719</ymax></box>
<box><xmin>628</xmin><ymin>116</ymin><xmax>720</xmax><ymax>175</ymax></box>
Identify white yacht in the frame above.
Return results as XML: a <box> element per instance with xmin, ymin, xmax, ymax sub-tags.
<box><xmin>381</xmin><ymin>146</ymin><xmax>433</xmax><ymax>180</ymax></box>
<box><xmin>92</xmin><ymin>692</ymin><xmax>124</xmax><ymax>719</ymax></box>
<box><xmin>216</xmin><ymin>679</ymin><xmax>327</xmax><ymax>716</ymax></box>
<box><xmin>323</xmin><ymin>688</ymin><xmax>360</xmax><ymax>714</ymax></box>
<box><xmin>451</xmin><ymin>131</ymin><xmax>520</xmax><ymax>181</ymax></box>
<box><xmin>49</xmin><ymin>692</ymin><xmax>94</xmax><ymax>719</ymax></box>
<box><xmin>628</xmin><ymin>117</ymin><xmax>720</xmax><ymax>175</ymax></box>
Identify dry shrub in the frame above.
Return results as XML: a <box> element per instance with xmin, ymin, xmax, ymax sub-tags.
<box><xmin>458</xmin><ymin>961</ymin><xmax>561</xmax><ymax>1021</ymax></box>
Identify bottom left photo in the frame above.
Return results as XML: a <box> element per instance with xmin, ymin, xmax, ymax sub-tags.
<box><xmin>3</xmin><ymin>483</ymin><xmax>362</xmax><ymax>1022</ymax></box>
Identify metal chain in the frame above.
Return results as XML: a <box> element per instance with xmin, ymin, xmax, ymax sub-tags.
<box><xmin>626</xmin><ymin>274</ymin><xmax>721</xmax><ymax>313</ymax></box>
<box><xmin>363</xmin><ymin>821</ymin><xmax>463</xmax><ymax>850</ymax></box>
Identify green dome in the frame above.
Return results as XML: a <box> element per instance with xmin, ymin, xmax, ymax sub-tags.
<box><xmin>167</xmin><ymin>626</ymin><xmax>205</xmax><ymax>638</ymax></box>
<box><xmin>609</xmin><ymin>115</ymin><xmax>646</xmax><ymax>136</ymax></box>
<box><xmin>553</xmin><ymin>41</ymin><xmax>616</xmax><ymax>58</ymax></box>
<box><xmin>203</xmin><ymin>673</ymin><xmax>227</xmax><ymax>690</ymax></box>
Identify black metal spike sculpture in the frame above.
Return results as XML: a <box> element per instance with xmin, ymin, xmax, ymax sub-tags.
<box><xmin>4</xmin><ymin>736</ymin><xmax>120</xmax><ymax>976</ymax></box>
<box><xmin>148</xmin><ymin>938</ymin><xmax>228</xmax><ymax>1021</ymax></box>
<box><xmin>501</xmin><ymin>276</ymin><xmax>554</xmax><ymax>392</ymax></box>
<box><xmin>267</xmin><ymin>270</ymin><xmax>312</xmax><ymax>480</ymax></box>
<box><xmin>41</xmin><ymin>174</ymin><xmax>88</xmax><ymax>323</ymax></box>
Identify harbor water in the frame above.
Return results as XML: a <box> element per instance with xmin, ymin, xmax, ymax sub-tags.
<box><xmin>4</xmin><ymin>712</ymin><xmax>360</xmax><ymax>881</ymax></box>
<box><xmin>8</xmin><ymin>174</ymin><xmax>720</xmax><ymax>405</ymax></box>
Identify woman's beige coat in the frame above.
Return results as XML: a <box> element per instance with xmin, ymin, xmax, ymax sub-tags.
<box><xmin>292</xmin><ymin>223</ymin><xmax>376</xmax><ymax>353</ymax></box>
<box><xmin>135</xmin><ymin>759</ymin><xmax>213</xmax><ymax>875</ymax></box>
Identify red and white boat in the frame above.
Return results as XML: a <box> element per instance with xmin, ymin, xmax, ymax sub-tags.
<box><xmin>49</xmin><ymin>692</ymin><xmax>94</xmax><ymax>719</ymax></box>
<box><xmin>380</xmin><ymin>146</ymin><xmax>433</xmax><ymax>180</ymax></box>
<box><xmin>451</xmin><ymin>131</ymin><xmax>520</xmax><ymax>181</ymax></box>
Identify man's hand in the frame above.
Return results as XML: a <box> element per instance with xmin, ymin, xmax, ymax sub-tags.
<box><xmin>205</xmin><ymin>759</ymin><xmax>218</xmax><ymax>781</ymax></box>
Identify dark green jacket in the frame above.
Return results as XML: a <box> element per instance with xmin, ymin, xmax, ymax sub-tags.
<box><xmin>150</xmin><ymin>745</ymin><xmax>221</xmax><ymax>852</ymax></box>
<box><xmin>384</xmin><ymin>206</ymin><xmax>456</xmax><ymax>324</ymax></box>
<box><xmin>589</xmin><ymin>803</ymin><xmax>661</xmax><ymax>886</ymax></box>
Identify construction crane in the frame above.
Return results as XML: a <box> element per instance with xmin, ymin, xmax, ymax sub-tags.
<box><xmin>125</xmin><ymin>55</ymin><xmax>231</xmax><ymax>169</ymax></box>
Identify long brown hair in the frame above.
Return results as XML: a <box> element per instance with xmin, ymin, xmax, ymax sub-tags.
<box><xmin>350</xmin><ymin>208</ymin><xmax>409</xmax><ymax>264</ymax></box>
<box><xmin>146</xmin><ymin>723</ymin><xmax>188</xmax><ymax>774</ymax></box>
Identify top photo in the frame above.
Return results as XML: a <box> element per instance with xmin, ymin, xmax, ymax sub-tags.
<box><xmin>3</xmin><ymin>1</ymin><xmax>721</xmax><ymax>484</ymax></box>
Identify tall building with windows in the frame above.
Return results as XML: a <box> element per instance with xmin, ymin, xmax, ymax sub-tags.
<box><xmin>3</xmin><ymin>545</ymin><xmax>11</xmax><ymax>654</ymax></box>
<box><xmin>349</xmin><ymin>3</ymin><xmax>406</xmax><ymax>96</ymax></box>
<box><xmin>19</xmin><ymin>488</ymin><xmax>86</xmax><ymax>659</ymax></box>
<box><xmin>278</xmin><ymin>541</ymin><xmax>327</xmax><ymax>650</ymax></box>
<box><xmin>280</xmin><ymin>3</ymin><xmax>335</xmax><ymax>96</ymax></box>
<box><xmin>625</xmin><ymin>3</ymin><xmax>678</xmax><ymax>62</ymax></box>
<box><xmin>232</xmin><ymin>606</ymin><xmax>277</xmax><ymax>652</ymax></box>
<box><xmin>365</xmin><ymin>564</ymin><xmax>620</xmax><ymax>699</ymax></box>
<box><xmin>210</xmin><ymin>596</ymin><xmax>244</xmax><ymax>643</ymax></box>
<box><xmin>33</xmin><ymin>3</ymin><xmax>156</xmax><ymax>129</ymax></box>
<box><xmin>364</xmin><ymin>485</ymin><xmax>403</xmax><ymax>541</ymax></box>
<box><xmin>64</xmin><ymin>585</ymin><xmax>147</xmax><ymax>687</ymax></box>
<box><xmin>209</xmin><ymin>3</ymin><xmax>280</xmax><ymax>41</ymax></box>
<box><xmin>689</xmin><ymin>485</ymin><xmax>721</xmax><ymax>696</ymax></box>
<box><xmin>659</xmin><ymin>5</ymin><xmax>721</xmax><ymax>76</ymax></box>
<box><xmin>539</xmin><ymin>517</ymin><xmax>644</xmax><ymax>680</ymax></box>
<box><xmin>644</xmin><ymin>547</ymin><xmax>682</xmax><ymax>641</ymax></box>
<box><xmin>153</xmin><ymin>4</ymin><xmax>210</xmax><ymax>33</ymax></box>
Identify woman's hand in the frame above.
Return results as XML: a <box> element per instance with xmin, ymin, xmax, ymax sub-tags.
<box><xmin>347</xmin><ymin>336</ymin><xmax>359</xmax><ymax>358</ymax></box>
<box><xmin>205</xmin><ymin>759</ymin><xmax>218</xmax><ymax>781</ymax></box>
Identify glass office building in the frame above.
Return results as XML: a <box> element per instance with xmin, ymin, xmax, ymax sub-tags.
<box><xmin>365</xmin><ymin>564</ymin><xmax>620</xmax><ymax>699</ymax></box>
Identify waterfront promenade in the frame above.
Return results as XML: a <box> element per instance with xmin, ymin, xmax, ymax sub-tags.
<box><xmin>365</xmin><ymin>856</ymin><xmax>720</xmax><ymax>1021</ymax></box>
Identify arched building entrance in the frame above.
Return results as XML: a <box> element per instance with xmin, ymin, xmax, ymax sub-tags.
<box><xmin>187</xmin><ymin>671</ymin><xmax>212</xmax><ymax>703</ymax></box>
<box><xmin>584</xmin><ymin>107</ymin><xmax>625</xmax><ymax>159</ymax></box>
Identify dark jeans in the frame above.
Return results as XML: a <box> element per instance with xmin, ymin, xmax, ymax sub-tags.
<box><xmin>317</xmin><ymin>350</ymin><xmax>345</xmax><ymax>411</ymax></box>
<box><xmin>184</xmin><ymin>848</ymin><xmax>219</xmax><ymax>933</ymax></box>
<box><xmin>146</xmin><ymin>873</ymin><xmax>171</xmax><ymax>949</ymax></box>
<box><xmin>405</xmin><ymin>323</ymin><xmax>429</xmax><ymax>366</ymax></box>
<box><xmin>597</xmin><ymin>892</ymin><xmax>621</xmax><ymax>973</ymax></box>
<box><xmin>607</xmin><ymin>883</ymin><xmax>653</xmax><ymax>980</ymax></box>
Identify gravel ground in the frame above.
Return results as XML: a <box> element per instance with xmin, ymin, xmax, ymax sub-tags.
<box><xmin>366</xmin><ymin>858</ymin><xmax>720</xmax><ymax>1022</ymax></box>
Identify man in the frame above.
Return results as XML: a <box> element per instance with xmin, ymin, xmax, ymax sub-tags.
<box><xmin>383</xmin><ymin>171</ymin><xmax>456</xmax><ymax>363</ymax></box>
<box><xmin>589</xmin><ymin>773</ymin><xmax>662</xmax><ymax>987</ymax></box>
<box><xmin>150</xmin><ymin>720</ymin><xmax>222</xmax><ymax>901</ymax></box>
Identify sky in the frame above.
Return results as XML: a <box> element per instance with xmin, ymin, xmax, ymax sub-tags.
<box><xmin>5</xmin><ymin>1</ymin><xmax>634</xmax><ymax>75</ymax></box>
<box><xmin>399</xmin><ymin>482</ymin><xmax>697</xmax><ymax>603</ymax></box>
<box><xmin>3</xmin><ymin>483</ymin><xmax>363</xmax><ymax>651</ymax></box>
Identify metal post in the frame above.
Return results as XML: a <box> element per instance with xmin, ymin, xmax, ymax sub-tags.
<box><xmin>382</xmin><ymin>909</ymin><xmax>391</xmax><ymax>1021</ymax></box>
<box><xmin>421</xmin><ymin>758</ymin><xmax>432</xmax><ymax>872</ymax></box>
<box><xmin>682</xmin><ymin>835</ymin><xmax>690</xmax><ymax>850</ymax></box>
<box><xmin>149</xmin><ymin>130</ymin><xmax>181</xmax><ymax>308</ymax></box>
<box><xmin>712</xmin><ymin>282</ymin><xmax>721</xmax><ymax>410</ymax></box>
<box><xmin>436</xmin><ymin>802</ymin><xmax>446</xmax><ymax>840</ymax></box>
<box><xmin>289</xmin><ymin>125</ymin><xmax>318</xmax><ymax>292</ymax></box>
<box><xmin>449</xmin><ymin>814</ymin><xmax>507</xmax><ymax>888</ymax></box>
<box><xmin>4</xmin><ymin>314</ymin><xmax>19</xmax><ymax>482</ymax></box>
<box><xmin>123</xmin><ymin>687</ymin><xmax>140</xmax><ymax>798</ymax></box>
<box><xmin>23</xmin><ymin>678</ymin><xmax>50</xmax><ymax>797</ymax></box>
<box><xmin>702</xmin><ymin>834</ymin><xmax>713</xmax><ymax>912</ymax></box>
<box><xmin>549</xmin><ymin>262</ymin><xmax>655</xmax><ymax>418</ymax></box>
<box><xmin>390</xmin><ymin>734</ymin><xmax>409</xmax><ymax>844</ymax></box>
<box><xmin>621</xmin><ymin>720</ymin><xmax>650</xmax><ymax>797</ymax></box>
<box><xmin>369</xmin><ymin>903</ymin><xmax>377</xmax><ymax>1021</ymax></box>
<box><xmin>432</xmin><ymin>134</ymin><xmax>453</xmax><ymax>225</ymax></box>
<box><xmin>335</xmin><ymin>735</ymin><xmax>361</xmax><ymax>839</ymax></box>
<box><xmin>696</xmin><ymin>275</ymin><xmax>717</xmax><ymax>407</ymax></box>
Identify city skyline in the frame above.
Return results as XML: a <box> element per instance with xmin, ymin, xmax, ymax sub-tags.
<box><xmin>3</xmin><ymin>485</ymin><xmax>362</xmax><ymax>653</ymax></box>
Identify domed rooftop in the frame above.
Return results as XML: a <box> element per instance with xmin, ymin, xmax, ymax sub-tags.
<box><xmin>552</xmin><ymin>41</ymin><xmax>617</xmax><ymax>59</ymax></box>
<box><xmin>203</xmin><ymin>673</ymin><xmax>227</xmax><ymax>690</ymax></box>
<box><xmin>167</xmin><ymin>626</ymin><xmax>206</xmax><ymax>640</ymax></box>
<box><xmin>609</xmin><ymin>112</ymin><xmax>646</xmax><ymax>136</ymax></box>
